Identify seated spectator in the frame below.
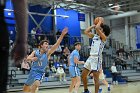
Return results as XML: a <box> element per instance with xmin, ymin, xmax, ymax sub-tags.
<box><xmin>51</xmin><ymin>66</ymin><xmax>57</xmax><ymax>73</ymax></box>
<box><xmin>63</xmin><ymin>46</ymin><xmax>70</xmax><ymax>56</ymax></box>
<box><xmin>21</xmin><ymin>57</ymin><xmax>30</xmax><ymax>74</ymax></box>
<box><xmin>49</xmin><ymin>60</ymin><xmax>54</xmax><ymax>69</ymax></box>
<box><xmin>56</xmin><ymin>65</ymin><xmax>66</xmax><ymax>82</ymax></box>
<box><xmin>111</xmin><ymin>63</ymin><xmax>118</xmax><ymax>85</ymax></box>
<box><xmin>60</xmin><ymin>52</ymin><xmax>69</xmax><ymax>66</ymax></box>
<box><xmin>121</xmin><ymin>60</ymin><xmax>127</xmax><ymax>70</ymax></box>
<box><xmin>115</xmin><ymin>58</ymin><xmax>122</xmax><ymax>71</ymax></box>
<box><xmin>45</xmin><ymin>66</ymin><xmax>51</xmax><ymax>77</ymax></box>
<box><xmin>54</xmin><ymin>58</ymin><xmax>60</xmax><ymax>69</ymax></box>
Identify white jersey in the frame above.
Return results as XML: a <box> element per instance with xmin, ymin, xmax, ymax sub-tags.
<box><xmin>90</xmin><ymin>34</ymin><xmax>106</xmax><ymax>56</ymax></box>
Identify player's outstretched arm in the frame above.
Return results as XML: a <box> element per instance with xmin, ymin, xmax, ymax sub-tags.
<box><xmin>84</xmin><ymin>25</ymin><xmax>94</xmax><ymax>38</ymax></box>
<box><xmin>74</xmin><ymin>57</ymin><xmax>84</xmax><ymax>64</ymax></box>
<box><xmin>48</xmin><ymin>27</ymin><xmax>68</xmax><ymax>56</ymax></box>
<box><xmin>26</xmin><ymin>51</ymin><xmax>38</xmax><ymax>62</ymax></box>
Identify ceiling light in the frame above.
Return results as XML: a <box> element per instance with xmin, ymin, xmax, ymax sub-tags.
<box><xmin>8</xmin><ymin>12</ymin><xmax>11</xmax><ymax>16</ymax></box>
<box><xmin>109</xmin><ymin>4</ymin><xmax>113</xmax><ymax>6</ymax></box>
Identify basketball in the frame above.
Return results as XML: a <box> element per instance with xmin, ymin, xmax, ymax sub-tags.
<box><xmin>94</xmin><ymin>17</ymin><xmax>104</xmax><ymax>25</ymax></box>
<box><xmin>94</xmin><ymin>17</ymin><xmax>100</xmax><ymax>25</ymax></box>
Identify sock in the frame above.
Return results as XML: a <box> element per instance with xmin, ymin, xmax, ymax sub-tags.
<box><xmin>108</xmin><ymin>84</ymin><xmax>110</xmax><ymax>87</ymax></box>
<box><xmin>99</xmin><ymin>86</ymin><xmax>102</xmax><ymax>89</ymax></box>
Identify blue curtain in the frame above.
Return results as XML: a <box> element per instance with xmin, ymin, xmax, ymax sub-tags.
<box><xmin>136</xmin><ymin>25</ymin><xmax>140</xmax><ymax>49</ymax></box>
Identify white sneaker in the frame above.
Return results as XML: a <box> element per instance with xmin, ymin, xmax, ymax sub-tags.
<box><xmin>113</xmin><ymin>81</ymin><xmax>116</xmax><ymax>85</ymax></box>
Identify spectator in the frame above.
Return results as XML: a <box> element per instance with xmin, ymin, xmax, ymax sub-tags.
<box><xmin>56</xmin><ymin>29</ymin><xmax>61</xmax><ymax>36</ymax></box>
<box><xmin>115</xmin><ymin>58</ymin><xmax>122</xmax><ymax>71</ymax></box>
<box><xmin>45</xmin><ymin>66</ymin><xmax>50</xmax><ymax>81</ymax></box>
<box><xmin>31</xmin><ymin>28</ymin><xmax>36</xmax><ymax>39</ymax></box>
<box><xmin>54</xmin><ymin>58</ymin><xmax>60</xmax><ymax>69</ymax></box>
<box><xmin>121</xmin><ymin>60</ymin><xmax>127</xmax><ymax>70</ymax></box>
<box><xmin>49</xmin><ymin>60</ymin><xmax>54</xmax><ymax>70</ymax></box>
<box><xmin>60</xmin><ymin>52</ymin><xmax>69</xmax><ymax>66</ymax></box>
<box><xmin>63</xmin><ymin>46</ymin><xmax>70</xmax><ymax>56</ymax></box>
<box><xmin>51</xmin><ymin>66</ymin><xmax>57</xmax><ymax>73</ymax></box>
<box><xmin>56</xmin><ymin>65</ymin><xmax>66</xmax><ymax>82</ymax></box>
<box><xmin>111</xmin><ymin>63</ymin><xmax>118</xmax><ymax>85</ymax></box>
<box><xmin>21</xmin><ymin>57</ymin><xmax>30</xmax><ymax>74</ymax></box>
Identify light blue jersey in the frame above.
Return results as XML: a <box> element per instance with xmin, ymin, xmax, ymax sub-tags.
<box><xmin>69</xmin><ymin>50</ymin><xmax>80</xmax><ymax>66</ymax></box>
<box><xmin>31</xmin><ymin>50</ymin><xmax>48</xmax><ymax>73</ymax></box>
<box><xmin>25</xmin><ymin>49</ymin><xmax>48</xmax><ymax>85</ymax></box>
<box><xmin>69</xmin><ymin>49</ymin><xmax>80</xmax><ymax>78</ymax></box>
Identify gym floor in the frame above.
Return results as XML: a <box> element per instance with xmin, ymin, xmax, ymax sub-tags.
<box><xmin>8</xmin><ymin>81</ymin><xmax>140</xmax><ymax>93</ymax></box>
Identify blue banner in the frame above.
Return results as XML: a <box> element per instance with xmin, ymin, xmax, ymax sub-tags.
<box><xmin>78</xmin><ymin>13</ymin><xmax>85</xmax><ymax>21</ymax></box>
<box><xmin>136</xmin><ymin>25</ymin><xmax>140</xmax><ymax>49</ymax></box>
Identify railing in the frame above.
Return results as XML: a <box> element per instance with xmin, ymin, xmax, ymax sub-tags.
<box><xmin>26</xmin><ymin>33</ymin><xmax>84</xmax><ymax>48</ymax></box>
<box><xmin>8</xmin><ymin>69</ymin><xmax>16</xmax><ymax>87</ymax></box>
<box><xmin>56</xmin><ymin>35</ymin><xmax>84</xmax><ymax>46</ymax></box>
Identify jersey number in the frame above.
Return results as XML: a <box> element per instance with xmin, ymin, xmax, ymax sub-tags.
<box><xmin>38</xmin><ymin>59</ymin><xmax>42</xmax><ymax>66</ymax></box>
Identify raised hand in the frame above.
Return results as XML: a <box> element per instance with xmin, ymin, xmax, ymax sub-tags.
<box><xmin>61</xmin><ymin>27</ymin><xmax>68</xmax><ymax>36</ymax></box>
<box><xmin>32</xmin><ymin>57</ymin><xmax>38</xmax><ymax>62</ymax></box>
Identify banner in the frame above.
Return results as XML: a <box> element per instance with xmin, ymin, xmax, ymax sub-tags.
<box><xmin>136</xmin><ymin>25</ymin><xmax>140</xmax><ymax>49</ymax></box>
<box><xmin>78</xmin><ymin>13</ymin><xmax>85</xmax><ymax>21</ymax></box>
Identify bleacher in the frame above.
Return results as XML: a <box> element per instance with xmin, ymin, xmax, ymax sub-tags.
<box><xmin>8</xmin><ymin>64</ymin><xmax>111</xmax><ymax>92</ymax></box>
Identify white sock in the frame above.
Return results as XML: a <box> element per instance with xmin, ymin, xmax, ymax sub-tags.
<box><xmin>99</xmin><ymin>86</ymin><xmax>102</xmax><ymax>89</ymax></box>
<box><xmin>108</xmin><ymin>84</ymin><xmax>110</xmax><ymax>87</ymax></box>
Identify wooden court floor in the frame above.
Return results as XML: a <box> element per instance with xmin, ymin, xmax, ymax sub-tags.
<box><xmin>9</xmin><ymin>81</ymin><xmax>140</xmax><ymax>93</ymax></box>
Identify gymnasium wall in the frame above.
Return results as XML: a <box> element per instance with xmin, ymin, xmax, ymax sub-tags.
<box><xmin>110</xmin><ymin>18</ymin><xmax>126</xmax><ymax>45</ymax></box>
<box><xmin>130</xmin><ymin>14</ymin><xmax>140</xmax><ymax>49</ymax></box>
<box><xmin>4</xmin><ymin>0</ymin><xmax>16</xmax><ymax>41</ymax></box>
<box><xmin>105</xmin><ymin>15</ymin><xmax>140</xmax><ymax>49</ymax></box>
<box><xmin>28</xmin><ymin>5</ymin><xmax>53</xmax><ymax>33</ymax></box>
<box><xmin>135</xmin><ymin>25</ymin><xmax>140</xmax><ymax>49</ymax></box>
<box><xmin>56</xmin><ymin>8</ymin><xmax>81</xmax><ymax>37</ymax></box>
<box><xmin>80</xmin><ymin>12</ymin><xmax>91</xmax><ymax>46</ymax></box>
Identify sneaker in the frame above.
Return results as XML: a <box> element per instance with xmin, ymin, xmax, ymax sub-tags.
<box><xmin>116</xmin><ymin>81</ymin><xmax>118</xmax><ymax>85</ymax></box>
<box><xmin>98</xmin><ymin>88</ymin><xmax>102</xmax><ymax>93</ymax></box>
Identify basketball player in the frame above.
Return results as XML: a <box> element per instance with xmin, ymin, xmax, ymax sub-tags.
<box><xmin>89</xmin><ymin>70</ymin><xmax>111</xmax><ymax>93</ymax></box>
<box><xmin>23</xmin><ymin>28</ymin><xmax>68</xmax><ymax>93</ymax></box>
<box><xmin>81</xmin><ymin>17</ymin><xmax>111</xmax><ymax>93</ymax></box>
<box><xmin>69</xmin><ymin>42</ymin><xmax>85</xmax><ymax>93</ymax></box>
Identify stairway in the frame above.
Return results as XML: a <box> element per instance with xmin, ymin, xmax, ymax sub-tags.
<box><xmin>121</xmin><ymin>69</ymin><xmax>140</xmax><ymax>81</ymax></box>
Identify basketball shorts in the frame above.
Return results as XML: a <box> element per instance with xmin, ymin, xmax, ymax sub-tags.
<box><xmin>25</xmin><ymin>70</ymin><xmax>45</xmax><ymax>86</ymax></box>
<box><xmin>99</xmin><ymin>72</ymin><xmax>105</xmax><ymax>80</ymax></box>
<box><xmin>69</xmin><ymin>66</ymin><xmax>80</xmax><ymax>78</ymax></box>
<box><xmin>84</xmin><ymin>56</ymin><xmax>102</xmax><ymax>71</ymax></box>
